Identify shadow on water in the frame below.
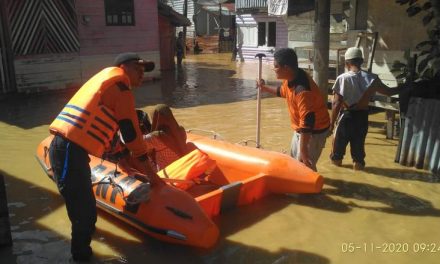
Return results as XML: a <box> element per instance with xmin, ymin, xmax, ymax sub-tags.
<box><xmin>286</xmin><ymin>193</ymin><xmax>352</xmax><ymax>213</ymax></box>
<box><xmin>287</xmin><ymin>178</ymin><xmax>440</xmax><ymax>217</ymax></box>
<box><xmin>334</xmin><ymin>161</ymin><xmax>437</xmax><ymax>184</ymax></box>
<box><xmin>368</xmin><ymin>120</ymin><xmax>387</xmax><ymax>129</ymax></box>
<box><xmin>364</xmin><ymin>166</ymin><xmax>440</xmax><ymax>183</ymax></box>
<box><xmin>0</xmin><ymin>247</ymin><xmax>15</xmax><ymax>263</ymax></box>
<box><xmin>368</xmin><ymin>137</ymin><xmax>398</xmax><ymax>146</ymax></box>
<box><xmin>0</xmin><ymin>90</ymin><xmax>75</xmax><ymax>130</ymax></box>
<box><xmin>326</xmin><ymin>178</ymin><xmax>440</xmax><ymax>216</ymax></box>
<box><xmin>0</xmin><ymin>170</ymin><xmax>329</xmax><ymax>263</ymax></box>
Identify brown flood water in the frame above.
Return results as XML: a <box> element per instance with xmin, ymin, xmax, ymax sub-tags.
<box><xmin>1</xmin><ymin>53</ymin><xmax>439</xmax><ymax>264</ymax></box>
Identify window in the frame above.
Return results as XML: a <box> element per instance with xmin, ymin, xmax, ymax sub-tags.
<box><xmin>257</xmin><ymin>22</ymin><xmax>276</xmax><ymax>47</ymax></box>
<box><xmin>258</xmin><ymin>22</ymin><xmax>266</xmax><ymax>46</ymax></box>
<box><xmin>241</xmin><ymin>26</ymin><xmax>258</xmax><ymax>47</ymax></box>
<box><xmin>105</xmin><ymin>0</ymin><xmax>135</xmax><ymax>26</ymax></box>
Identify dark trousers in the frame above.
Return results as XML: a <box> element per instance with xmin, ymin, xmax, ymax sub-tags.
<box><xmin>176</xmin><ymin>50</ymin><xmax>183</xmax><ymax>65</ymax></box>
<box><xmin>49</xmin><ymin>135</ymin><xmax>96</xmax><ymax>259</ymax></box>
<box><xmin>330</xmin><ymin>110</ymin><xmax>369</xmax><ymax>165</ymax></box>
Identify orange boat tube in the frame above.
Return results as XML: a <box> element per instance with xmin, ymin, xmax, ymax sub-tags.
<box><xmin>185</xmin><ymin>133</ymin><xmax>323</xmax><ymax>218</ymax></box>
<box><xmin>36</xmin><ymin>132</ymin><xmax>323</xmax><ymax>247</ymax></box>
<box><xmin>36</xmin><ymin>136</ymin><xmax>219</xmax><ymax>248</ymax></box>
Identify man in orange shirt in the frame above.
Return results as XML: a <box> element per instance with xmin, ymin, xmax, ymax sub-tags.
<box><xmin>48</xmin><ymin>52</ymin><xmax>157</xmax><ymax>261</ymax></box>
<box><xmin>257</xmin><ymin>48</ymin><xmax>330</xmax><ymax>171</ymax></box>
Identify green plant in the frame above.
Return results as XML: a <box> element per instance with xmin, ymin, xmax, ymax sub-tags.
<box><xmin>391</xmin><ymin>50</ymin><xmax>419</xmax><ymax>84</ymax></box>
<box><xmin>396</xmin><ymin>0</ymin><xmax>440</xmax><ymax>78</ymax></box>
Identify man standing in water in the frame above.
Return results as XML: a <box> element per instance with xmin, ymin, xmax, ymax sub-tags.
<box><xmin>329</xmin><ymin>47</ymin><xmax>401</xmax><ymax>170</ymax></box>
<box><xmin>257</xmin><ymin>48</ymin><xmax>330</xmax><ymax>171</ymax></box>
<box><xmin>48</xmin><ymin>52</ymin><xmax>158</xmax><ymax>261</ymax></box>
<box><xmin>176</xmin><ymin>31</ymin><xmax>185</xmax><ymax>66</ymax></box>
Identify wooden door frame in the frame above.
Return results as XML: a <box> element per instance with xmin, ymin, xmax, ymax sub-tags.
<box><xmin>0</xmin><ymin>0</ymin><xmax>16</xmax><ymax>94</ymax></box>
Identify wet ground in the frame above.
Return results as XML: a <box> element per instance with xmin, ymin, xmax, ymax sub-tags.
<box><xmin>1</xmin><ymin>53</ymin><xmax>440</xmax><ymax>264</ymax></box>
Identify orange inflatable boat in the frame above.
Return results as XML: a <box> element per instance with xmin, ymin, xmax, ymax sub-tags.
<box><xmin>36</xmin><ymin>133</ymin><xmax>323</xmax><ymax>248</ymax></box>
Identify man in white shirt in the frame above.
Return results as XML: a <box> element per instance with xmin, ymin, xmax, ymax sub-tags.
<box><xmin>329</xmin><ymin>47</ymin><xmax>401</xmax><ymax>170</ymax></box>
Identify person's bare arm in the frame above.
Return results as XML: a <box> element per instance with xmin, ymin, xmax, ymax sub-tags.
<box><xmin>355</xmin><ymin>78</ymin><xmax>400</xmax><ymax>109</ymax></box>
<box><xmin>330</xmin><ymin>93</ymin><xmax>343</xmax><ymax>134</ymax></box>
<box><xmin>370</xmin><ymin>78</ymin><xmax>400</xmax><ymax>96</ymax></box>
<box><xmin>257</xmin><ymin>79</ymin><xmax>279</xmax><ymax>96</ymax></box>
<box><xmin>299</xmin><ymin>132</ymin><xmax>312</xmax><ymax>168</ymax></box>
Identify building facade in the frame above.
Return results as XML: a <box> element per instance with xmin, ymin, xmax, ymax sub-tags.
<box><xmin>0</xmin><ymin>0</ymin><xmax>188</xmax><ymax>94</ymax></box>
<box><xmin>235</xmin><ymin>0</ymin><xmax>288</xmax><ymax>61</ymax></box>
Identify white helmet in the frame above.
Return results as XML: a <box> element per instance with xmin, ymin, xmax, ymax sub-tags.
<box><xmin>344</xmin><ymin>47</ymin><xmax>363</xmax><ymax>60</ymax></box>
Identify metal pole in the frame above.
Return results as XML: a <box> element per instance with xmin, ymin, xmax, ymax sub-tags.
<box><xmin>255</xmin><ymin>53</ymin><xmax>266</xmax><ymax>148</ymax></box>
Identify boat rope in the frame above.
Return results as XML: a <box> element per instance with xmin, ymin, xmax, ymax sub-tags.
<box><xmin>235</xmin><ymin>139</ymin><xmax>264</xmax><ymax>149</ymax></box>
<box><xmin>186</xmin><ymin>128</ymin><xmax>265</xmax><ymax>149</ymax></box>
<box><xmin>95</xmin><ymin>199</ymin><xmax>187</xmax><ymax>241</ymax></box>
<box><xmin>186</xmin><ymin>128</ymin><xmax>224</xmax><ymax>140</ymax></box>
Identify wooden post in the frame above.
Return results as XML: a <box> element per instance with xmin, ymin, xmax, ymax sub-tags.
<box><xmin>313</xmin><ymin>0</ymin><xmax>331</xmax><ymax>102</ymax></box>
<box><xmin>0</xmin><ymin>173</ymin><xmax>12</xmax><ymax>247</ymax></box>
<box><xmin>218</xmin><ymin>3</ymin><xmax>222</xmax><ymax>52</ymax></box>
<box><xmin>183</xmin><ymin>0</ymin><xmax>188</xmax><ymax>58</ymax></box>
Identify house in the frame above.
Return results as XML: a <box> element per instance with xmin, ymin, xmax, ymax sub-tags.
<box><xmin>166</xmin><ymin>0</ymin><xmax>235</xmax><ymax>53</ymax></box>
<box><xmin>158</xmin><ymin>1</ymin><xmax>191</xmax><ymax>70</ymax></box>
<box><xmin>234</xmin><ymin>0</ymin><xmax>346</xmax><ymax>65</ymax></box>
<box><xmin>353</xmin><ymin>0</ymin><xmax>427</xmax><ymax>87</ymax></box>
<box><xmin>235</xmin><ymin>0</ymin><xmax>288</xmax><ymax>61</ymax></box>
<box><xmin>234</xmin><ymin>0</ymin><xmax>428</xmax><ymax>87</ymax></box>
<box><xmin>0</xmin><ymin>0</ymin><xmax>188</xmax><ymax>95</ymax></box>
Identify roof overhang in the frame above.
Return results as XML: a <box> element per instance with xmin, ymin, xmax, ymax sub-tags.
<box><xmin>158</xmin><ymin>2</ymin><xmax>191</xmax><ymax>26</ymax></box>
<box><xmin>200</xmin><ymin>4</ymin><xmax>235</xmax><ymax>16</ymax></box>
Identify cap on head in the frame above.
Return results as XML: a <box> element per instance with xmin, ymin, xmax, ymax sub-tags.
<box><xmin>344</xmin><ymin>47</ymin><xmax>363</xmax><ymax>60</ymax></box>
<box><xmin>114</xmin><ymin>52</ymin><xmax>155</xmax><ymax>72</ymax></box>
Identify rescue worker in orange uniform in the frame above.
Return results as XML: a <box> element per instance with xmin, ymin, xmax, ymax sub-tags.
<box><xmin>48</xmin><ymin>52</ymin><xmax>157</xmax><ymax>262</ymax></box>
<box><xmin>257</xmin><ymin>48</ymin><xmax>330</xmax><ymax>171</ymax></box>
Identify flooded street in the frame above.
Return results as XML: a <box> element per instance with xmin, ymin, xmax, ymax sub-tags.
<box><xmin>1</xmin><ymin>53</ymin><xmax>440</xmax><ymax>264</ymax></box>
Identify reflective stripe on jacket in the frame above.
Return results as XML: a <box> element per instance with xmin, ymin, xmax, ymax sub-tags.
<box><xmin>49</xmin><ymin>67</ymin><xmax>127</xmax><ymax>157</ymax></box>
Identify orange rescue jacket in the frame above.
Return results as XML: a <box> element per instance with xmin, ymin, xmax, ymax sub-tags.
<box><xmin>50</xmin><ymin>67</ymin><xmax>134</xmax><ymax>157</ymax></box>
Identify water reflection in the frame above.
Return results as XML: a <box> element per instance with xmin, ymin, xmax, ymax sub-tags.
<box><xmin>151</xmin><ymin>63</ymin><xmax>256</xmax><ymax>108</ymax></box>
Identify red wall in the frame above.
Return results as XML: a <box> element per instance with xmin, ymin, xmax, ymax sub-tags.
<box><xmin>76</xmin><ymin>0</ymin><xmax>159</xmax><ymax>56</ymax></box>
<box><xmin>158</xmin><ymin>15</ymin><xmax>176</xmax><ymax>71</ymax></box>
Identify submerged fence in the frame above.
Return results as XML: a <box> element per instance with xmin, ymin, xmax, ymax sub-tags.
<box><xmin>396</xmin><ymin>97</ymin><xmax>440</xmax><ymax>175</ymax></box>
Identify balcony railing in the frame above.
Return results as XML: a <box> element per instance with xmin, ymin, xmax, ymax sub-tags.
<box><xmin>235</xmin><ymin>0</ymin><xmax>267</xmax><ymax>11</ymax></box>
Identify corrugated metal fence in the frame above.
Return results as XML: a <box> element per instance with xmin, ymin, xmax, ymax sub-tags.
<box><xmin>7</xmin><ymin>0</ymin><xmax>79</xmax><ymax>55</ymax></box>
<box><xmin>397</xmin><ymin>97</ymin><xmax>440</xmax><ymax>175</ymax></box>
